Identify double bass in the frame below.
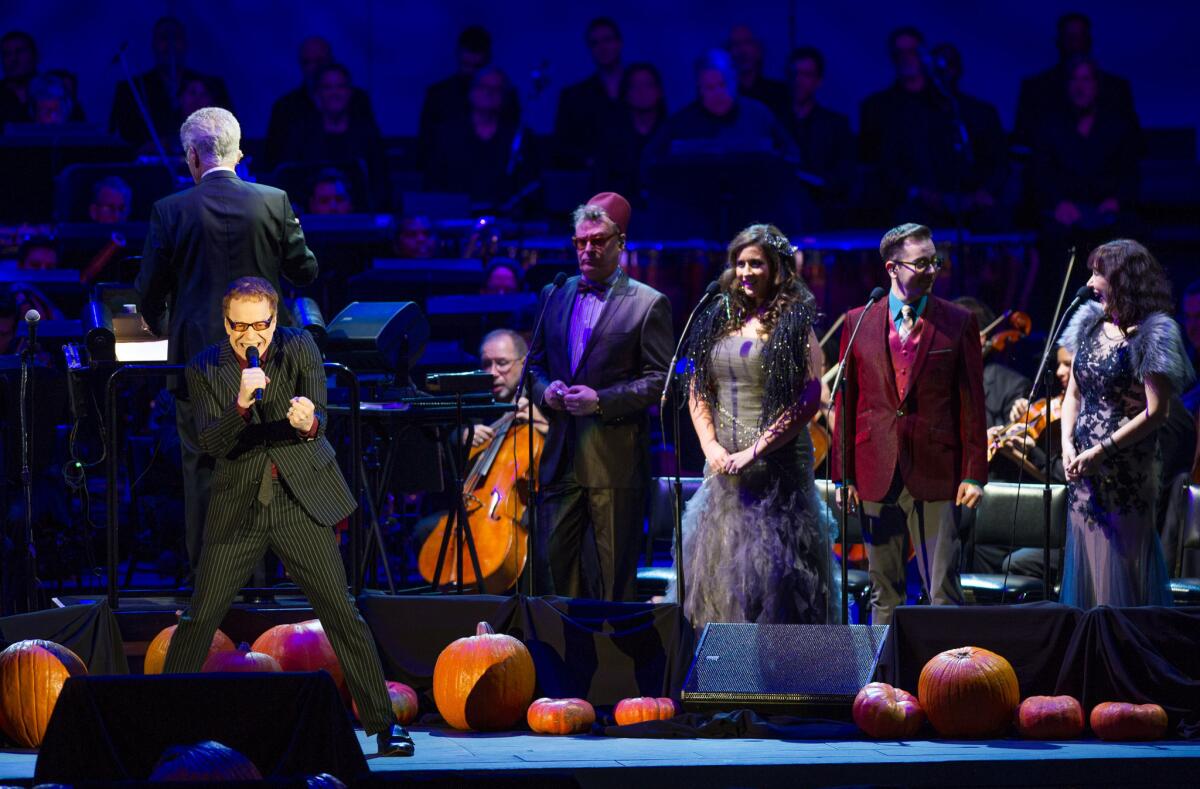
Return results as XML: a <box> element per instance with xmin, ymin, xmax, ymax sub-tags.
<box><xmin>417</xmin><ymin>411</ymin><xmax>544</xmax><ymax>593</ymax></box>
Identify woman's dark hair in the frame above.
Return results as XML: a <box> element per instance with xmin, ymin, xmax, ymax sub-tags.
<box><xmin>719</xmin><ymin>223</ymin><xmax>812</xmax><ymax>336</ymax></box>
<box><xmin>1089</xmin><ymin>239</ymin><xmax>1174</xmax><ymax>331</ymax></box>
<box><xmin>619</xmin><ymin>62</ymin><xmax>667</xmax><ymax>118</ymax></box>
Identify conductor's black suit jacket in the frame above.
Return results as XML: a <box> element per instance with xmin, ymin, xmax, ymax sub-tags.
<box><xmin>528</xmin><ymin>271</ymin><xmax>673</xmax><ymax>489</ymax></box>
<box><xmin>185</xmin><ymin>328</ymin><xmax>356</xmax><ymax>543</ymax></box>
<box><xmin>136</xmin><ymin>169</ymin><xmax>318</xmax><ymax>372</ymax></box>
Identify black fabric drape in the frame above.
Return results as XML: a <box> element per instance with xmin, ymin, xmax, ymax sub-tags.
<box><xmin>876</xmin><ymin>603</ymin><xmax>1200</xmax><ymax>739</ymax></box>
<box><xmin>599</xmin><ymin>709</ymin><xmax>858</xmax><ymax>740</ymax></box>
<box><xmin>34</xmin><ymin>673</ymin><xmax>366</xmax><ymax>783</ymax></box>
<box><xmin>360</xmin><ymin>593</ymin><xmax>693</xmax><ymax>709</ymax></box>
<box><xmin>0</xmin><ymin>599</ymin><xmax>129</xmax><ymax>675</ymax></box>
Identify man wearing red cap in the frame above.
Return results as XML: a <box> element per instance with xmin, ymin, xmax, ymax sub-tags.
<box><xmin>528</xmin><ymin>192</ymin><xmax>673</xmax><ymax>600</ymax></box>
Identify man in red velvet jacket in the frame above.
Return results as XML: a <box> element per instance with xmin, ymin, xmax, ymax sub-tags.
<box><xmin>832</xmin><ymin>223</ymin><xmax>987</xmax><ymax>624</ymax></box>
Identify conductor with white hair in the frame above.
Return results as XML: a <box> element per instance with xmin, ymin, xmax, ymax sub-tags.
<box><xmin>137</xmin><ymin>106</ymin><xmax>318</xmax><ymax>576</ymax></box>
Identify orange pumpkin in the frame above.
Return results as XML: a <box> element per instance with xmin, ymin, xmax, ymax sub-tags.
<box><xmin>432</xmin><ymin>622</ymin><xmax>535</xmax><ymax>731</ymax></box>
<box><xmin>354</xmin><ymin>680</ymin><xmax>420</xmax><ymax>726</ymax></box>
<box><xmin>527</xmin><ymin>697</ymin><xmax>595</xmax><ymax>735</ymax></box>
<box><xmin>853</xmin><ymin>682</ymin><xmax>925</xmax><ymax>738</ymax></box>
<box><xmin>201</xmin><ymin>642</ymin><xmax>282</xmax><ymax>673</ymax></box>
<box><xmin>1090</xmin><ymin>702</ymin><xmax>1168</xmax><ymax>741</ymax></box>
<box><xmin>613</xmin><ymin>696</ymin><xmax>677</xmax><ymax>725</ymax></box>
<box><xmin>918</xmin><ymin>646</ymin><xmax>1019</xmax><ymax>738</ymax></box>
<box><xmin>143</xmin><ymin>614</ymin><xmax>235</xmax><ymax>675</ymax></box>
<box><xmin>251</xmin><ymin>619</ymin><xmax>345</xmax><ymax>692</ymax></box>
<box><xmin>1015</xmin><ymin>695</ymin><xmax>1084</xmax><ymax>739</ymax></box>
<box><xmin>0</xmin><ymin>640</ymin><xmax>88</xmax><ymax>747</ymax></box>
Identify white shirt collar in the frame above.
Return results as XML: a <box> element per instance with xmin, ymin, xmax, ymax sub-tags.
<box><xmin>201</xmin><ymin>165</ymin><xmax>237</xmax><ymax>178</ymax></box>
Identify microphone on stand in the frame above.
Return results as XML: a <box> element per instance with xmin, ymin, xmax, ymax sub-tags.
<box><xmin>828</xmin><ymin>287</ymin><xmax>886</xmax><ymax>399</ymax></box>
<box><xmin>246</xmin><ymin>345</ymin><xmax>263</xmax><ymax>402</ymax></box>
<box><xmin>23</xmin><ymin>309</ymin><xmax>41</xmax><ymax>356</ymax></box>
<box><xmin>1026</xmin><ymin>285</ymin><xmax>1093</xmax><ymax>404</ymax></box>
<box><xmin>514</xmin><ymin>271</ymin><xmax>568</xmax><ymax>407</ymax></box>
<box><xmin>661</xmin><ymin>280</ymin><xmax>721</xmax><ymax>410</ymax></box>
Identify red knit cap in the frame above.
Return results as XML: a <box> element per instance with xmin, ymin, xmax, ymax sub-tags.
<box><xmin>585</xmin><ymin>191</ymin><xmax>631</xmax><ymax>234</ymax></box>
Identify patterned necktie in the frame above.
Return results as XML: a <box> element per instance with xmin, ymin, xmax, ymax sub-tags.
<box><xmin>898</xmin><ymin>304</ymin><xmax>916</xmax><ymax>343</ymax></box>
<box><xmin>578</xmin><ymin>279</ymin><xmax>607</xmax><ymax>300</ymax></box>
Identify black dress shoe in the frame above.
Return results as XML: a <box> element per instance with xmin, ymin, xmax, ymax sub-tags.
<box><xmin>375</xmin><ymin>723</ymin><xmax>415</xmax><ymax>757</ymax></box>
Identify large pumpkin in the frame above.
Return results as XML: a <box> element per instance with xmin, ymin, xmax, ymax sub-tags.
<box><xmin>918</xmin><ymin>646</ymin><xmax>1019</xmax><ymax>738</ymax></box>
<box><xmin>853</xmin><ymin>682</ymin><xmax>925</xmax><ymax>738</ymax></box>
<box><xmin>201</xmin><ymin>642</ymin><xmax>282</xmax><ymax>673</ymax></box>
<box><xmin>0</xmin><ymin>640</ymin><xmax>88</xmax><ymax>747</ymax></box>
<box><xmin>251</xmin><ymin>619</ymin><xmax>345</xmax><ymax>693</ymax></box>
<box><xmin>613</xmin><ymin>697</ymin><xmax>677</xmax><ymax>725</ymax></box>
<box><xmin>527</xmin><ymin>697</ymin><xmax>595</xmax><ymax>735</ymax></box>
<box><xmin>1090</xmin><ymin>702</ymin><xmax>1168</xmax><ymax>741</ymax></box>
<box><xmin>144</xmin><ymin>615</ymin><xmax>235</xmax><ymax>675</ymax></box>
<box><xmin>1015</xmin><ymin>695</ymin><xmax>1084</xmax><ymax>739</ymax></box>
<box><xmin>432</xmin><ymin>622</ymin><xmax>535</xmax><ymax>731</ymax></box>
<box><xmin>354</xmin><ymin>680</ymin><xmax>419</xmax><ymax>726</ymax></box>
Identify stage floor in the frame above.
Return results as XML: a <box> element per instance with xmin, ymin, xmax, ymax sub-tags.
<box><xmin>7</xmin><ymin>727</ymin><xmax>1200</xmax><ymax>787</ymax></box>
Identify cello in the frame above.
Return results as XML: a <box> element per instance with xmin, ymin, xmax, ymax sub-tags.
<box><xmin>418</xmin><ymin>411</ymin><xmax>544</xmax><ymax>593</ymax></box>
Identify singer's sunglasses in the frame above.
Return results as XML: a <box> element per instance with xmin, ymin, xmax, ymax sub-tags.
<box><xmin>571</xmin><ymin>232</ymin><xmax>619</xmax><ymax>252</ymax></box>
<box><xmin>893</xmin><ymin>255</ymin><xmax>944</xmax><ymax>273</ymax></box>
<box><xmin>226</xmin><ymin>314</ymin><xmax>275</xmax><ymax>332</ymax></box>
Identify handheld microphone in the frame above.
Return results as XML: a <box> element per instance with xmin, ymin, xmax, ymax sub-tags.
<box><xmin>661</xmin><ymin>280</ymin><xmax>722</xmax><ymax>409</ymax></box>
<box><xmin>246</xmin><ymin>345</ymin><xmax>263</xmax><ymax>402</ymax></box>
<box><xmin>23</xmin><ymin>309</ymin><xmax>41</xmax><ymax>354</ymax></box>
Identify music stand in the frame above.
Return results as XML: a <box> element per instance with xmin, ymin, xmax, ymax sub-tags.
<box><xmin>424</xmin><ymin>371</ymin><xmax>496</xmax><ymax>593</ymax></box>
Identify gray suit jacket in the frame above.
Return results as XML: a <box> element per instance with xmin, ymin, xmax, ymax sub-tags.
<box><xmin>137</xmin><ymin>170</ymin><xmax>318</xmax><ymax>371</ymax></box>
<box><xmin>528</xmin><ymin>271</ymin><xmax>673</xmax><ymax>489</ymax></box>
<box><xmin>185</xmin><ymin>328</ymin><xmax>356</xmax><ymax>541</ymax></box>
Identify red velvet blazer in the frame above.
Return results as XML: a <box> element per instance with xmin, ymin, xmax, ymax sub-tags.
<box><xmin>831</xmin><ymin>295</ymin><xmax>987</xmax><ymax>502</ymax></box>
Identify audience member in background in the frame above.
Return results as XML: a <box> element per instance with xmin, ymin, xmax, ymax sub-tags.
<box><xmin>265</xmin><ymin>36</ymin><xmax>377</xmax><ymax>174</ymax></box>
<box><xmin>554</xmin><ymin>17</ymin><xmax>624</xmax><ymax>168</ymax></box>
<box><xmin>393</xmin><ymin>215</ymin><xmax>437</xmax><ymax>258</ymax></box>
<box><xmin>418</xmin><ymin>26</ymin><xmax>520</xmax><ymax>159</ymax></box>
<box><xmin>27</xmin><ymin>72</ymin><xmax>73</xmax><ymax>124</ymax></box>
<box><xmin>16</xmin><ymin>235</ymin><xmax>57</xmax><ymax>271</ymax></box>
<box><xmin>727</xmin><ymin>25</ymin><xmax>789</xmax><ymax>121</ymax></box>
<box><xmin>1031</xmin><ymin>57</ymin><xmax>1140</xmax><ymax>241</ymax></box>
<box><xmin>149</xmin><ymin>741</ymin><xmax>262</xmax><ymax>782</ymax></box>
<box><xmin>278</xmin><ymin>63</ymin><xmax>388</xmax><ymax>210</ymax></box>
<box><xmin>1</xmin><ymin>31</ymin><xmax>38</xmax><ymax>122</ymax></box>
<box><xmin>424</xmin><ymin>66</ymin><xmax>528</xmax><ymax>211</ymax></box>
<box><xmin>783</xmin><ymin>46</ymin><xmax>853</xmax><ymax>227</ymax></box>
<box><xmin>1014</xmin><ymin>12</ymin><xmax>1139</xmax><ymax>150</ymax></box>
<box><xmin>646</xmin><ymin>49</ymin><xmax>795</xmax><ymax>161</ymax></box>
<box><xmin>592</xmin><ymin>62</ymin><xmax>667</xmax><ymax>205</ymax></box>
<box><xmin>109</xmin><ymin>16</ymin><xmax>233</xmax><ymax>151</ymax></box>
<box><xmin>481</xmin><ymin>259</ymin><xmax>524</xmax><ymax>296</ymax></box>
<box><xmin>306</xmin><ymin>168</ymin><xmax>354</xmax><ymax>215</ymax></box>
<box><xmin>177</xmin><ymin>74</ymin><xmax>221</xmax><ymax>121</ymax></box>
<box><xmin>863</xmin><ymin>30</ymin><xmax>1007</xmax><ymax>227</ymax></box>
<box><xmin>89</xmin><ymin>176</ymin><xmax>132</xmax><ymax>223</ymax></box>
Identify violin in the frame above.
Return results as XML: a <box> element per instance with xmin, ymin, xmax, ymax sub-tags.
<box><xmin>417</xmin><ymin>410</ymin><xmax>544</xmax><ymax>593</ymax></box>
<box><xmin>981</xmin><ymin>310</ymin><xmax>1031</xmax><ymax>358</ymax></box>
<box><xmin>988</xmin><ymin>395</ymin><xmax>1063</xmax><ymax>464</ymax></box>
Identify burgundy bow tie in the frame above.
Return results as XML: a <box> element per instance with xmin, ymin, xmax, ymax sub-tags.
<box><xmin>578</xmin><ymin>279</ymin><xmax>608</xmax><ymax>299</ymax></box>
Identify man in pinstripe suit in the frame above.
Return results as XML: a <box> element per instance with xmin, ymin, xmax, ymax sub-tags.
<box><xmin>162</xmin><ymin>278</ymin><xmax>412</xmax><ymax>756</ymax></box>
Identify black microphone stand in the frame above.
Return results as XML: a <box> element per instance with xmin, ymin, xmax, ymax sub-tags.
<box><xmin>828</xmin><ymin>289</ymin><xmax>886</xmax><ymax>624</ymax></box>
<box><xmin>18</xmin><ymin>316</ymin><xmax>41</xmax><ymax>611</ymax></box>
<box><xmin>114</xmin><ymin>43</ymin><xmax>177</xmax><ymax>183</ymax></box>
<box><xmin>513</xmin><ymin>274</ymin><xmax>566</xmax><ymax>595</ymax></box>
<box><xmin>660</xmin><ymin>283</ymin><xmax>719</xmax><ymax>608</ymax></box>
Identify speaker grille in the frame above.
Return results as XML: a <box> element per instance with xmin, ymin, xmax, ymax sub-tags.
<box><xmin>681</xmin><ymin>623</ymin><xmax>889</xmax><ymax>715</ymax></box>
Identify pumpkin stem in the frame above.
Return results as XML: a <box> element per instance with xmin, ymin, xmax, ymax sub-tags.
<box><xmin>476</xmin><ymin>622</ymin><xmax>495</xmax><ymax>636</ymax></box>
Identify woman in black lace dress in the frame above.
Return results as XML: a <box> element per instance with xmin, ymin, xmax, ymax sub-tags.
<box><xmin>1059</xmin><ymin>240</ymin><xmax>1195</xmax><ymax>607</ymax></box>
<box><xmin>667</xmin><ymin>224</ymin><xmax>836</xmax><ymax>627</ymax></box>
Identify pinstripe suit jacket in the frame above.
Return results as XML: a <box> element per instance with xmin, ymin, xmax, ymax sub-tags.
<box><xmin>185</xmin><ymin>328</ymin><xmax>357</xmax><ymax>541</ymax></box>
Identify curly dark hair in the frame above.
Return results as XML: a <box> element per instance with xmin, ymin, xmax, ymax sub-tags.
<box><xmin>1089</xmin><ymin>239</ymin><xmax>1174</xmax><ymax>332</ymax></box>
<box><xmin>718</xmin><ymin>223</ymin><xmax>814</xmax><ymax>337</ymax></box>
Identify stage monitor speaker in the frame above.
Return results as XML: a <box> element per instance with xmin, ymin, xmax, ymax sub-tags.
<box><xmin>324</xmin><ymin>300</ymin><xmax>429</xmax><ymax>378</ymax></box>
<box><xmin>34</xmin><ymin>672</ymin><xmax>368</xmax><ymax>783</ymax></box>
<box><xmin>681</xmin><ymin>623</ymin><xmax>889</xmax><ymax>718</ymax></box>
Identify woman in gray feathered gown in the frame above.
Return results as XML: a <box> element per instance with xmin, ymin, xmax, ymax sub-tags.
<box><xmin>1059</xmin><ymin>239</ymin><xmax>1195</xmax><ymax>607</ymax></box>
<box><xmin>668</xmin><ymin>224</ymin><xmax>836</xmax><ymax>628</ymax></box>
